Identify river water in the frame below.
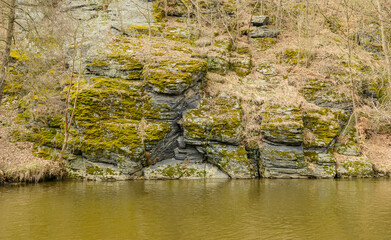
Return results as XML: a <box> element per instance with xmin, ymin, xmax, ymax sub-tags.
<box><xmin>1</xmin><ymin>179</ymin><xmax>391</xmax><ymax>240</ymax></box>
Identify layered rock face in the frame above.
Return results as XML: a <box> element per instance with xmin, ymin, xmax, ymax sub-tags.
<box><xmin>20</xmin><ymin>0</ymin><xmax>375</xmax><ymax>180</ymax></box>
<box><xmin>56</xmin><ymin>0</ymin><xmax>256</xmax><ymax>180</ymax></box>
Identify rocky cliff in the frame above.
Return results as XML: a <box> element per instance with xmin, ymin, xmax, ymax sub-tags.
<box><xmin>7</xmin><ymin>0</ymin><xmax>387</xmax><ymax>180</ymax></box>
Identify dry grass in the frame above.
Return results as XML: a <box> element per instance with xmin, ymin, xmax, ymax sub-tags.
<box><xmin>362</xmin><ymin>134</ymin><xmax>391</xmax><ymax>174</ymax></box>
<box><xmin>0</xmin><ymin>106</ymin><xmax>62</xmax><ymax>184</ymax></box>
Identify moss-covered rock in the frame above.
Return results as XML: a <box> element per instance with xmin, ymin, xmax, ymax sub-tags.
<box><xmin>303</xmin><ymin>107</ymin><xmax>341</xmax><ymax>148</ymax></box>
<box><xmin>230</xmin><ymin>56</ymin><xmax>252</xmax><ymax>77</ymax></box>
<box><xmin>206</xmin><ymin>143</ymin><xmax>256</xmax><ymax>179</ymax></box>
<box><xmin>337</xmin><ymin>158</ymin><xmax>374</xmax><ymax>178</ymax></box>
<box><xmin>300</xmin><ymin>78</ymin><xmax>352</xmax><ymax>110</ymax></box>
<box><xmin>143</xmin><ymin>159</ymin><xmax>229</xmax><ymax>179</ymax></box>
<box><xmin>260</xmin><ymin>104</ymin><xmax>304</xmax><ymax>145</ymax></box>
<box><xmin>257</xmin><ymin>61</ymin><xmax>276</xmax><ymax>75</ymax></box>
<box><xmin>30</xmin><ymin>127</ymin><xmax>63</xmax><ymax>149</ymax></box>
<box><xmin>206</xmin><ymin>57</ymin><xmax>229</xmax><ymax>75</ymax></box>
<box><xmin>182</xmin><ymin>96</ymin><xmax>242</xmax><ymax>145</ymax></box>
<box><xmin>68</xmin><ymin>74</ymin><xmax>172</xmax><ymax>174</ymax></box>
<box><xmin>304</xmin><ymin>149</ymin><xmax>336</xmax><ymax>178</ymax></box>
<box><xmin>251</xmin><ymin>38</ymin><xmax>277</xmax><ymax>51</ymax></box>
<box><xmin>335</xmin><ymin>123</ymin><xmax>361</xmax><ymax>156</ymax></box>
<box><xmin>144</xmin><ymin>59</ymin><xmax>207</xmax><ymax>95</ymax></box>
<box><xmin>125</xmin><ymin>25</ymin><xmax>161</xmax><ymax>38</ymax></box>
<box><xmin>260</xmin><ymin>143</ymin><xmax>308</xmax><ymax>178</ymax></box>
<box><xmin>279</xmin><ymin>48</ymin><xmax>314</xmax><ymax>66</ymax></box>
<box><xmin>165</xmin><ymin>26</ymin><xmax>196</xmax><ymax>45</ymax></box>
<box><xmin>86</xmin><ymin>41</ymin><xmax>144</xmax><ymax>80</ymax></box>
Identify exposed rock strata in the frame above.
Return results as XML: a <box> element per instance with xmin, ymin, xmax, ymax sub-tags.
<box><xmin>17</xmin><ymin>0</ymin><xmax>377</xmax><ymax>180</ymax></box>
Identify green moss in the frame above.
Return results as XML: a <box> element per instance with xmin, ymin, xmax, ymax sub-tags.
<box><xmin>303</xmin><ymin>108</ymin><xmax>341</xmax><ymax>148</ymax></box>
<box><xmin>165</xmin><ymin>26</ymin><xmax>196</xmax><ymax>45</ymax></box>
<box><xmin>236</xmin><ymin>46</ymin><xmax>250</xmax><ymax>55</ymax></box>
<box><xmin>125</xmin><ymin>25</ymin><xmax>161</xmax><ymax>37</ymax></box>
<box><xmin>87</xmin><ymin>59</ymin><xmax>109</xmax><ymax>68</ymax></box>
<box><xmin>152</xmin><ymin>1</ymin><xmax>165</xmax><ymax>24</ymax></box>
<box><xmin>260</xmin><ymin>105</ymin><xmax>304</xmax><ymax>145</ymax></box>
<box><xmin>10</xmin><ymin>50</ymin><xmax>29</xmax><ymax>62</ymax></box>
<box><xmin>279</xmin><ymin>48</ymin><xmax>314</xmax><ymax>66</ymax></box>
<box><xmin>338</xmin><ymin>158</ymin><xmax>374</xmax><ymax>178</ymax></box>
<box><xmin>206</xmin><ymin>57</ymin><xmax>229</xmax><ymax>75</ymax></box>
<box><xmin>30</xmin><ymin>127</ymin><xmax>63</xmax><ymax>149</ymax></box>
<box><xmin>335</xmin><ymin>122</ymin><xmax>361</xmax><ymax>156</ymax></box>
<box><xmin>207</xmin><ymin>144</ymin><xmax>255</xmax><ymax>178</ymax></box>
<box><xmin>150</xmin><ymin>164</ymin><xmax>207</xmax><ymax>179</ymax></box>
<box><xmin>144</xmin><ymin>59</ymin><xmax>207</xmax><ymax>94</ymax></box>
<box><xmin>9</xmin><ymin>129</ymin><xmax>33</xmax><ymax>142</ymax></box>
<box><xmin>3</xmin><ymin>81</ymin><xmax>23</xmax><ymax>95</ymax></box>
<box><xmin>72</xmin><ymin>77</ymin><xmax>159</xmax><ymax>122</ymax></box>
<box><xmin>214</xmin><ymin>41</ymin><xmax>233</xmax><ymax>52</ymax></box>
<box><xmin>183</xmin><ymin>97</ymin><xmax>242</xmax><ymax>144</ymax></box>
<box><xmin>47</xmin><ymin>115</ymin><xmax>63</xmax><ymax>128</ymax></box>
<box><xmin>230</xmin><ymin>57</ymin><xmax>252</xmax><ymax>77</ymax></box>
<box><xmin>32</xmin><ymin>145</ymin><xmax>61</xmax><ymax>160</ymax></box>
<box><xmin>304</xmin><ymin>149</ymin><xmax>336</xmax><ymax>164</ymax></box>
<box><xmin>87</xmin><ymin>166</ymin><xmax>104</xmax><ymax>176</ymax></box>
<box><xmin>300</xmin><ymin>78</ymin><xmax>351</xmax><ymax>110</ymax></box>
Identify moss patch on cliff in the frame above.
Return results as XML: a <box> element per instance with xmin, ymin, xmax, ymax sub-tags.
<box><xmin>303</xmin><ymin>107</ymin><xmax>341</xmax><ymax>148</ymax></box>
<box><xmin>144</xmin><ymin>59</ymin><xmax>207</xmax><ymax>94</ymax></box>
<box><xmin>183</xmin><ymin>96</ymin><xmax>242</xmax><ymax>145</ymax></box>
<box><xmin>207</xmin><ymin>143</ymin><xmax>255</xmax><ymax>179</ymax></box>
<box><xmin>260</xmin><ymin>104</ymin><xmax>304</xmax><ymax>145</ymax></box>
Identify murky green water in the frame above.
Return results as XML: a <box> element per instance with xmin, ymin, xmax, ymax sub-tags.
<box><xmin>1</xmin><ymin>179</ymin><xmax>391</xmax><ymax>240</ymax></box>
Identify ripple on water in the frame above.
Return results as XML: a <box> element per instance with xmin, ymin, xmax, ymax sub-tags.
<box><xmin>1</xmin><ymin>179</ymin><xmax>391</xmax><ymax>240</ymax></box>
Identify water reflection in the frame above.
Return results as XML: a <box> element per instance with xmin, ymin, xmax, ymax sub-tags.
<box><xmin>1</xmin><ymin>179</ymin><xmax>391</xmax><ymax>240</ymax></box>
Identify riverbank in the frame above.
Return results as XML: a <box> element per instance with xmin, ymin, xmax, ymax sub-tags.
<box><xmin>0</xmin><ymin>106</ymin><xmax>62</xmax><ymax>184</ymax></box>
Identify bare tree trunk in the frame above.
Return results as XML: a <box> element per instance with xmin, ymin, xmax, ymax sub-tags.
<box><xmin>376</xmin><ymin>0</ymin><xmax>391</xmax><ymax>83</ymax></box>
<box><xmin>343</xmin><ymin>0</ymin><xmax>359</xmax><ymax>141</ymax></box>
<box><xmin>0</xmin><ymin>0</ymin><xmax>17</xmax><ymax>104</ymax></box>
<box><xmin>58</xmin><ymin>28</ymin><xmax>82</xmax><ymax>168</ymax></box>
<box><xmin>164</xmin><ymin>0</ymin><xmax>168</xmax><ymax>18</ymax></box>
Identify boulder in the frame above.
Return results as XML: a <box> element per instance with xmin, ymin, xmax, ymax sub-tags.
<box><xmin>337</xmin><ymin>158</ymin><xmax>374</xmax><ymax>178</ymax></box>
<box><xmin>249</xmin><ymin>27</ymin><xmax>280</xmax><ymax>38</ymax></box>
<box><xmin>206</xmin><ymin>143</ymin><xmax>256</xmax><ymax>179</ymax></box>
<box><xmin>230</xmin><ymin>56</ymin><xmax>252</xmax><ymax>77</ymax></box>
<box><xmin>143</xmin><ymin>159</ymin><xmax>229</xmax><ymax>179</ymax></box>
<box><xmin>207</xmin><ymin>57</ymin><xmax>229</xmax><ymax>75</ymax></box>
<box><xmin>251</xmin><ymin>16</ymin><xmax>270</xmax><ymax>26</ymax></box>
